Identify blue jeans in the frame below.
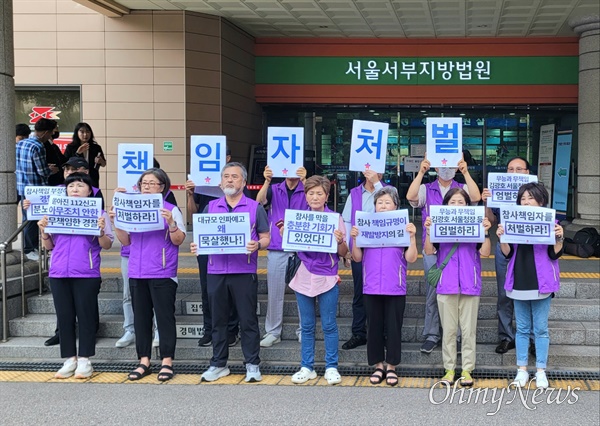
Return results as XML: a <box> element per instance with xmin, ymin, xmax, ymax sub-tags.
<box><xmin>514</xmin><ymin>297</ymin><xmax>552</xmax><ymax>369</ymax></box>
<box><xmin>295</xmin><ymin>285</ymin><xmax>339</xmax><ymax>370</ymax></box>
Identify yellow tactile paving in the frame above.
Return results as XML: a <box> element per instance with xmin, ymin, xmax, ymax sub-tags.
<box><xmin>13</xmin><ymin>372</ymin><xmax>56</xmax><ymax>382</ymax></box>
<box><xmin>587</xmin><ymin>380</ymin><xmax>600</xmax><ymax>391</ymax></box>
<box><xmin>550</xmin><ymin>379</ymin><xmax>587</xmax><ymax>390</ymax></box>
<box><xmin>164</xmin><ymin>374</ymin><xmax>201</xmax><ymax>385</ymax></box>
<box><xmin>315</xmin><ymin>375</ymin><xmax>358</xmax><ymax>386</ymax></box>
<box><xmin>88</xmin><ymin>373</ymin><xmax>128</xmax><ymax>384</ymax></box>
<box><xmin>48</xmin><ymin>374</ymin><xmax>92</xmax><ymax>383</ymax></box>
<box><xmin>239</xmin><ymin>374</ymin><xmax>285</xmax><ymax>385</ymax></box>
<box><xmin>200</xmin><ymin>374</ymin><xmax>245</xmax><ymax>385</ymax></box>
<box><xmin>123</xmin><ymin>373</ymin><xmax>162</xmax><ymax>385</ymax></box>
<box><xmin>0</xmin><ymin>371</ymin><xmax>27</xmax><ymax>381</ymax></box>
<box><xmin>278</xmin><ymin>376</ymin><xmax>318</xmax><ymax>386</ymax></box>
<box><xmin>399</xmin><ymin>377</ymin><xmax>436</xmax><ymax>388</ymax></box>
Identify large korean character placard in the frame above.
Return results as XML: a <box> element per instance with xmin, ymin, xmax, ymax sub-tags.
<box><xmin>192</xmin><ymin>213</ymin><xmax>251</xmax><ymax>255</ymax></box>
<box><xmin>118</xmin><ymin>144</ymin><xmax>153</xmax><ymax>193</ymax></box>
<box><xmin>190</xmin><ymin>135</ymin><xmax>226</xmax><ymax>187</ymax></box>
<box><xmin>429</xmin><ymin>205</ymin><xmax>485</xmax><ymax>243</ymax></box>
<box><xmin>426</xmin><ymin>117</ymin><xmax>462</xmax><ymax>168</ymax></box>
<box><xmin>282</xmin><ymin>209</ymin><xmax>339</xmax><ymax>254</ymax></box>
<box><xmin>112</xmin><ymin>192</ymin><xmax>164</xmax><ymax>232</ymax></box>
<box><xmin>45</xmin><ymin>196</ymin><xmax>102</xmax><ymax>236</ymax></box>
<box><xmin>486</xmin><ymin>173</ymin><xmax>538</xmax><ymax>209</ymax></box>
<box><xmin>24</xmin><ymin>186</ymin><xmax>66</xmax><ymax>220</ymax></box>
<box><xmin>500</xmin><ymin>205</ymin><xmax>555</xmax><ymax>245</ymax></box>
<box><xmin>349</xmin><ymin>120</ymin><xmax>389</xmax><ymax>173</ymax></box>
<box><xmin>355</xmin><ymin>209</ymin><xmax>411</xmax><ymax>248</ymax></box>
<box><xmin>267</xmin><ymin>127</ymin><xmax>304</xmax><ymax>178</ymax></box>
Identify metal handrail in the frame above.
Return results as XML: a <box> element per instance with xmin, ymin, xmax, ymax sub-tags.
<box><xmin>0</xmin><ymin>221</ymin><xmax>48</xmax><ymax>343</ymax></box>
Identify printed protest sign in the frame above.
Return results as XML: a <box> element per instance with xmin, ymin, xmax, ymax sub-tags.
<box><xmin>429</xmin><ymin>205</ymin><xmax>485</xmax><ymax>243</ymax></box>
<box><xmin>192</xmin><ymin>213</ymin><xmax>251</xmax><ymax>255</ymax></box>
<box><xmin>487</xmin><ymin>173</ymin><xmax>538</xmax><ymax>208</ymax></box>
<box><xmin>500</xmin><ymin>205</ymin><xmax>556</xmax><ymax>245</ymax></box>
<box><xmin>282</xmin><ymin>209</ymin><xmax>339</xmax><ymax>253</ymax></box>
<box><xmin>24</xmin><ymin>186</ymin><xmax>66</xmax><ymax>220</ymax></box>
<box><xmin>349</xmin><ymin>120</ymin><xmax>389</xmax><ymax>173</ymax></box>
<box><xmin>426</xmin><ymin>117</ymin><xmax>462</xmax><ymax>168</ymax></box>
<box><xmin>355</xmin><ymin>209</ymin><xmax>411</xmax><ymax>247</ymax></box>
<box><xmin>117</xmin><ymin>143</ymin><xmax>153</xmax><ymax>193</ymax></box>
<box><xmin>45</xmin><ymin>196</ymin><xmax>102</xmax><ymax>236</ymax></box>
<box><xmin>112</xmin><ymin>192</ymin><xmax>164</xmax><ymax>232</ymax></box>
<box><xmin>190</xmin><ymin>135</ymin><xmax>226</xmax><ymax>187</ymax></box>
<box><xmin>267</xmin><ymin>127</ymin><xmax>304</xmax><ymax>178</ymax></box>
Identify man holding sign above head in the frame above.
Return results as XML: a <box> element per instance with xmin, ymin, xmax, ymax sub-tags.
<box><xmin>406</xmin><ymin>153</ymin><xmax>481</xmax><ymax>354</ymax></box>
<box><xmin>193</xmin><ymin>162</ymin><xmax>270</xmax><ymax>384</ymax></box>
<box><xmin>256</xmin><ymin>164</ymin><xmax>308</xmax><ymax>347</ymax></box>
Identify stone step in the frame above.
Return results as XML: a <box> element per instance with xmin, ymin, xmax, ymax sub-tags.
<box><xmin>0</xmin><ymin>337</ymin><xmax>597</xmax><ymax>370</ymax></box>
<box><xmin>95</xmin><ymin>277</ymin><xmax>600</xmax><ymax>300</ymax></box>
<box><xmin>9</xmin><ymin>312</ymin><xmax>599</xmax><ymax>347</ymax></box>
<box><xmin>26</xmin><ymin>292</ymin><xmax>600</xmax><ymax>323</ymax></box>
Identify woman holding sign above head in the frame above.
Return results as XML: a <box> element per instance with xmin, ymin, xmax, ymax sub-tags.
<box><xmin>283</xmin><ymin>175</ymin><xmax>349</xmax><ymax>385</ymax></box>
<box><xmin>423</xmin><ymin>188</ymin><xmax>491</xmax><ymax>387</ymax></box>
<box><xmin>110</xmin><ymin>168</ymin><xmax>185</xmax><ymax>382</ymax></box>
<box><xmin>496</xmin><ymin>182</ymin><xmax>564</xmax><ymax>390</ymax></box>
<box><xmin>350</xmin><ymin>186</ymin><xmax>418</xmax><ymax>386</ymax></box>
<box><xmin>38</xmin><ymin>172</ymin><xmax>113</xmax><ymax>379</ymax></box>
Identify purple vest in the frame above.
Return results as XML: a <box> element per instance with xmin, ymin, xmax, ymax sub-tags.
<box><xmin>268</xmin><ymin>181</ymin><xmax>308</xmax><ymax>251</ymax></box>
<box><xmin>207</xmin><ymin>194</ymin><xmax>260</xmax><ymax>274</ymax></box>
<box><xmin>362</xmin><ymin>247</ymin><xmax>408</xmax><ymax>296</ymax></box>
<box><xmin>127</xmin><ymin>201</ymin><xmax>179</xmax><ymax>279</ymax></box>
<box><xmin>435</xmin><ymin>242</ymin><xmax>482</xmax><ymax>296</ymax></box>
<box><xmin>421</xmin><ymin>180</ymin><xmax>464</xmax><ymax>247</ymax></box>
<box><xmin>504</xmin><ymin>244</ymin><xmax>560</xmax><ymax>294</ymax></box>
<box><xmin>297</xmin><ymin>206</ymin><xmax>339</xmax><ymax>276</ymax></box>
<box><xmin>49</xmin><ymin>214</ymin><xmax>106</xmax><ymax>279</ymax></box>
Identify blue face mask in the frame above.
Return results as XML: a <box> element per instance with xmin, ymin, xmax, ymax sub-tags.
<box><xmin>437</xmin><ymin>168</ymin><xmax>456</xmax><ymax>181</ymax></box>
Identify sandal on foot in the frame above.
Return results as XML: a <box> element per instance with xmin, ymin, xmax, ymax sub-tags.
<box><xmin>369</xmin><ymin>368</ymin><xmax>386</xmax><ymax>385</ymax></box>
<box><xmin>157</xmin><ymin>365</ymin><xmax>174</xmax><ymax>382</ymax></box>
<box><xmin>440</xmin><ymin>370</ymin><xmax>455</xmax><ymax>386</ymax></box>
<box><xmin>385</xmin><ymin>370</ymin><xmax>398</xmax><ymax>387</ymax></box>
<box><xmin>460</xmin><ymin>371</ymin><xmax>473</xmax><ymax>387</ymax></box>
<box><xmin>128</xmin><ymin>364</ymin><xmax>151</xmax><ymax>381</ymax></box>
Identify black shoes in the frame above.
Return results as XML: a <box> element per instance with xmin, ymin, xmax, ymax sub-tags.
<box><xmin>342</xmin><ymin>335</ymin><xmax>367</xmax><ymax>350</ymax></box>
<box><xmin>420</xmin><ymin>340</ymin><xmax>438</xmax><ymax>354</ymax></box>
<box><xmin>44</xmin><ymin>334</ymin><xmax>60</xmax><ymax>346</ymax></box>
<box><xmin>495</xmin><ymin>340</ymin><xmax>516</xmax><ymax>354</ymax></box>
<box><xmin>198</xmin><ymin>334</ymin><xmax>212</xmax><ymax>347</ymax></box>
<box><xmin>228</xmin><ymin>334</ymin><xmax>239</xmax><ymax>347</ymax></box>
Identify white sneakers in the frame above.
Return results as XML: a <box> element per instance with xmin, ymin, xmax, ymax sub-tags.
<box><xmin>535</xmin><ymin>370</ymin><xmax>549</xmax><ymax>389</ymax></box>
<box><xmin>115</xmin><ymin>331</ymin><xmax>135</xmax><ymax>348</ymax></box>
<box><xmin>260</xmin><ymin>334</ymin><xmax>281</xmax><ymax>348</ymax></box>
<box><xmin>324</xmin><ymin>368</ymin><xmax>342</xmax><ymax>385</ymax></box>
<box><xmin>201</xmin><ymin>366</ymin><xmax>230</xmax><ymax>382</ymax></box>
<box><xmin>512</xmin><ymin>369</ymin><xmax>530</xmax><ymax>387</ymax></box>
<box><xmin>25</xmin><ymin>250</ymin><xmax>40</xmax><ymax>262</ymax></box>
<box><xmin>291</xmin><ymin>367</ymin><xmax>317</xmax><ymax>384</ymax></box>
<box><xmin>245</xmin><ymin>364</ymin><xmax>262</xmax><ymax>382</ymax></box>
<box><xmin>55</xmin><ymin>357</ymin><xmax>93</xmax><ymax>379</ymax></box>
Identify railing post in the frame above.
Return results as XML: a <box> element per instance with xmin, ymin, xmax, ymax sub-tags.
<box><xmin>21</xmin><ymin>232</ymin><xmax>26</xmax><ymax>317</ymax></box>
<box><xmin>38</xmin><ymin>227</ymin><xmax>43</xmax><ymax>296</ymax></box>
<box><xmin>1</xmin><ymin>243</ymin><xmax>8</xmax><ymax>343</ymax></box>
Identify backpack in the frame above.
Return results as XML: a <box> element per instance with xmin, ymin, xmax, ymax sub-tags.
<box><xmin>563</xmin><ymin>227</ymin><xmax>600</xmax><ymax>258</ymax></box>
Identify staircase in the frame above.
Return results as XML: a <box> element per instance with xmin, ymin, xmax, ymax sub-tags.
<box><xmin>2</xmin><ymin>270</ymin><xmax>599</xmax><ymax>372</ymax></box>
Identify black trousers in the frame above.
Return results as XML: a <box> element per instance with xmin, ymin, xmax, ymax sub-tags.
<box><xmin>50</xmin><ymin>277</ymin><xmax>101</xmax><ymax>358</ymax></box>
<box><xmin>207</xmin><ymin>274</ymin><xmax>260</xmax><ymax>367</ymax></box>
<box><xmin>130</xmin><ymin>278</ymin><xmax>177</xmax><ymax>360</ymax></box>
<box><xmin>365</xmin><ymin>294</ymin><xmax>406</xmax><ymax>366</ymax></box>
<box><xmin>350</xmin><ymin>260</ymin><xmax>367</xmax><ymax>338</ymax></box>
<box><xmin>197</xmin><ymin>255</ymin><xmax>239</xmax><ymax>337</ymax></box>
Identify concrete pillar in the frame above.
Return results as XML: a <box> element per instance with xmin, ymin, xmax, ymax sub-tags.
<box><xmin>570</xmin><ymin>14</ymin><xmax>600</xmax><ymax>229</ymax></box>
<box><xmin>0</xmin><ymin>0</ymin><xmax>17</xmax><ymax>244</ymax></box>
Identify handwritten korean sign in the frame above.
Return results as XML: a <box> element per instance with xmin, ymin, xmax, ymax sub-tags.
<box><xmin>112</xmin><ymin>192</ymin><xmax>164</xmax><ymax>233</ymax></box>
<box><xmin>45</xmin><ymin>196</ymin><xmax>102</xmax><ymax>236</ymax></box>
<box><xmin>429</xmin><ymin>205</ymin><xmax>485</xmax><ymax>243</ymax></box>
<box><xmin>282</xmin><ymin>209</ymin><xmax>339</xmax><ymax>253</ymax></box>
<box><xmin>267</xmin><ymin>127</ymin><xmax>304</xmax><ymax>178</ymax></box>
<box><xmin>192</xmin><ymin>213</ymin><xmax>251</xmax><ymax>255</ymax></box>
<box><xmin>355</xmin><ymin>210</ymin><xmax>411</xmax><ymax>247</ymax></box>
<box><xmin>117</xmin><ymin>143</ymin><xmax>153</xmax><ymax>193</ymax></box>
<box><xmin>24</xmin><ymin>186</ymin><xmax>66</xmax><ymax>220</ymax></box>
<box><xmin>487</xmin><ymin>173</ymin><xmax>538</xmax><ymax>208</ymax></box>
<box><xmin>349</xmin><ymin>120</ymin><xmax>389</xmax><ymax>173</ymax></box>
<box><xmin>190</xmin><ymin>135</ymin><xmax>226</xmax><ymax>187</ymax></box>
<box><xmin>500</xmin><ymin>206</ymin><xmax>555</xmax><ymax>245</ymax></box>
<box><xmin>426</xmin><ymin>117</ymin><xmax>462</xmax><ymax>168</ymax></box>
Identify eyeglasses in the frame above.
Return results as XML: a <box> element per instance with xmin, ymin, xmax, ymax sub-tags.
<box><xmin>507</xmin><ymin>167</ymin><xmax>527</xmax><ymax>173</ymax></box>
<box><xmin>140</xmin><ymin>181</ymin><xmax>163</xmax><ymax>187</ymax></box>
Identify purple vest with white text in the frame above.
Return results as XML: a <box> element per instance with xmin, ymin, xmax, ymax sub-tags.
<box><xmin>362</xmin><ymin>246</ymin><xmax>408</xmax><ymax>296</ymax></box>
<box><xmin>504</xmin><ymin>244</ymin><xmax>560</xmax><ymax>294</ymax></box>
<box><xmin>268</xmin><ymin>181</ymin><xmax>308</xmax><ymax>251</ymax></box>
<box><xmin>434</xmin><ymin>242</ymin><xmax>482</xmax><ymax>296</ymax></box>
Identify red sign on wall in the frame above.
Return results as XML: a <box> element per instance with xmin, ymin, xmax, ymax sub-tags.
<box><xmin>29</xmin><ymin>106</ymin><xmax>61</xmax><ymax>124</ymax></box>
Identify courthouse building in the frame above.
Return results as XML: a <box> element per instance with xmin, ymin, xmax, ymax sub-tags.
<box><xmin>5</xmin><ymin>0</ymin><xmax>600</xmax><ymax>226</ymax></box>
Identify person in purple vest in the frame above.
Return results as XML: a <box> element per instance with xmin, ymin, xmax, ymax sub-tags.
<box><xmin>350</xmin><ymin>186</ymin><xmax>419</xmax><ymax>386</ymax></box>
<box><xmin>496</xmin><ymin>182</ymin><xmax>564</xmax><ymax>390</ymax></box>
<box><xmin>194</xmin><ymin>162</ymin><xmax>270</xmax><ymax>383</ymax></box>
<box><xmin>424</xmin><ymin>188</ymin><xmax>491</xmax><ymax>387</ymax></box>
<box><xmin>37</xmin><ymin>172</ymin><xmax>114</xmax><ymax>379</ymax></box>
<box><xmin>256</xmin><ymin>164</ymin><xmax>308</xmax><ymax>347</ymax></box>
<box><xmin>341</xmin><ymin>170</ymin><xmax>384</xmax><ymax>350</ymax></box>
<box><xmin>406</xmin><ymin>153</ymin><xmax>481</xmax><ymax>354</ymax></box>
<box><xmin>283</xmin><ymin>176</ymin><xmax>348</xmax><ymax>385</ymax></box>
<box><xmin>111</xmin><ymin>168</ymin><xmax>186</xmax><ymax>382</ymax></box>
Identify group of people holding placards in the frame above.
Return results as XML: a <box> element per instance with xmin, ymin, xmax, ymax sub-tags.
<box><xmin>27</xmin><ymin>117</ymin><xmax>564</xmax><ymax>389</ymax></box>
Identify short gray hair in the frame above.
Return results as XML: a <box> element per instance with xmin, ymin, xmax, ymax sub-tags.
<box><xmin>221</xmin><ymin>162</ymin><xmax>247</xmax><ymax>181</ymax></box>
<box><xmin>373</xmin><ymin>186</ymin><xmax>400</xmax><ymax>209</ymax></box>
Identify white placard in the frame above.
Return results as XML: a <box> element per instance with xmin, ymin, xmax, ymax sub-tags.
<box><xmin>355</xmin><ymin>210</ymin><xmax>411</xmax><ymax>248</ymax></box>
<box><xmin>112</xmin><ymin>192</ymin><xmax>164</xmax><ymax>232</ymax></box>
<box><xmin>192</xmin><ymin>213</ymin><xmax>251</xmax><ymax>255</ymax></box>
<box><xmin>499</xmin><ymin>205</ymin><xmax>556</xmax><ymax>245</ymax></box>
<box><xmin>426</xmin><ymin>117</ymin><xmax>463</xmax><ymax>168</ymax></box>
<box><xmin>537</xmin><ymin>124</ymin><xmax>555</xmax><ymax>205</ymax></box>
<box><xmin>429</xmin><ymin>205</ymin><xmax>485</xmax><ymax>243</ymax></box>
<box><xmin>45</xmin><ymin>196</ymin><xmax>102</xmax><ymax>236</ymax></box>
<box><xmin>411</xmin><ymin>144</ymin><xmax>426</xmax><ymax>157</ymax></box>
<box><xmin>487</xmin><ymin>173</ymin><xmax>538</xmax><ymax>208</ymax></box>
<box><xmin>24</xmin><ymin>186</ymin><xmax>66</xmax><ymax>220</ymax></box>
<box><xmin>117</xmin><ymin>143</ymin><xmax>153</xmax><ymax>193</ymax></box>
<box><xmin>403</xmin><ymin>157</ymin><xmax>422</xmax><ymax>173</ymax></box>
<box><xmin>190</xmin><ymin>135</ymin><xmax>227</xmax><ymax>187</ymax></box>
<box><xmin>282</xmin><ymin>209</ymin><xmax>339</xmax><ymax>253</ymax></box>
<box><xmin>267</xmin><ymin>127</ymin><xmax>304</xmax><ymax>178</ymax></box>
<box><xmin>349</xmin><ymin>120</ymin><xmax>389</xmax><ymax>173</ymax></box>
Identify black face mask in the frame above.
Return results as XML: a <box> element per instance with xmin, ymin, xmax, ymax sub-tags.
<box><xmin>52</xmin><ymin>131</ymin><xmax>60</xmax><ymax>140</ymax></box>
